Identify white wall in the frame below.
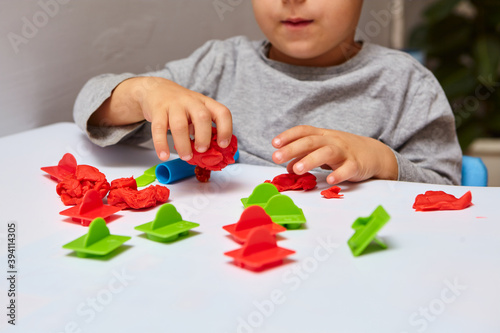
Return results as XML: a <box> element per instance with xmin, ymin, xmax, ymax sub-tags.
<box><xmin>0</xmin><ymin>0</ymin><xmax>425</xmax><ymax>137</ymax></box>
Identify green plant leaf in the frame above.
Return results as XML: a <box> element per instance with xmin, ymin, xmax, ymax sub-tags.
<box><xmin>488</xmin><ymin>110</ymin><xmax>500</xmax><ymax>133</ymax></box>
<box><xmin>484</xmin><ymin>10</ymin><xmax>500</xmax><ymax>30</ymax></box>
<box><xmin>456</xmin><ymin>119</ymin><xmax>487</xmax><ymax>150</ymax></box>
<box><xmin>425</xmin><ymin>15</ymin><xmax>473</xmax><ymax>56</ymax></box>
<box><xmin>409</xmin><ymin>24</ymin><xmax>428</xmax><ymax>50</ymax></box>
<box><xmin>432</xmin><ymin>57</ymin><xmax>467</xmax><ymax>80</ymax></box>
<box><xmin>413</xmin><ymin>0</ymin><xmax>500</xmax><ymax>145</ymax></box>
<box><xmin>490</xmin><ymin>95</ymin><xmax>500</xmax><ymax>133</ymax></box>
<box><xmin>473</xmin><ymin>1</ymin><xmax>500</xmax><ymax>30</ymax></box>
<box><xmin>424</xmin><ymin>0</ymin><xmax>463</xmax><ymax>23</ymax></box>
<box><xmin>473</xmin><ymin>35</ymin><xmax>500</xmax><ymax>83</ymax></box>
<box><xmin>439</xmin><ymin>67</ymin><xmax>478</xmax><ymax>100</ymax></box>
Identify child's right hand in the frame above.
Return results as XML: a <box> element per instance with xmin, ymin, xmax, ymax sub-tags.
<box><xmin>90</xmin><ymin>76</ymin><xmax>233</xmax><ymax>161</ymax></box>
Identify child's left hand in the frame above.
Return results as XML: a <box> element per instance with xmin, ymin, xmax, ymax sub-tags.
<box><xmin>271</xmin><ymin>125</ymin><xmax>398</xmax><ymax>184</ymax></box>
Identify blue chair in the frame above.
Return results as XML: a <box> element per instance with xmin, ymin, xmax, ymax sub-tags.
<box><xmin>461</xmin><ymin>155</ymin><xmax>488</xmax><ymax>186</ymax></box>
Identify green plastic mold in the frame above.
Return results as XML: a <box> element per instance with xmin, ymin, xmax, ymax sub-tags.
<box><xmin>348</xmin><ymin>205</ymin><xmax>390</xmax><ymax>257</ymax></box>
<box><xmin>241</xmin><ymin>183</ymin><xmax>281</xmax><ymax>208</ymax></box>
<box><xmin>62</xmin><ymin>218</ymin><xmax>131</xmax><ymax>258</ymax></box>
<box><xmin>263</xmin><ymin>194</ymin><xmax>306</xmax><ymax>229</ymax></box>
<box><xmin>135</xmin><ymin>203</ymin><xmax>199</xmax><ymax>242</ymax></box>
<box><xmin>135</xmin><ymin>165</ymin><xmax>157</xmax><ymax>187</ymax></box>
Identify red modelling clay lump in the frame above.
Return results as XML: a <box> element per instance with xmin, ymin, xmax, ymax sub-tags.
<box><xmin>413</xmin><ymin>190</ymin><xmax>472</xmax><ymax>211</ymax></box>
<box><xmin>321</xmin><ymin>186</ymin><xmax>344</xmax><ymax>199</ymax></box>
<box><xmin>107</xmin><ymin>177</ymin><xmax>170</xmax><ymax>210</ymax></box>
<box><xmin>56</xmin><ymin>165</ymin><xmax>110</xmax><ymax>206</ymax></box>
<box><xmin>265</xmin><ymin>172</ymin><xmax>317</xmax><ymax>192</ymax></box>
<box><xmin>194</xmin><ymin>166</ymin><xmax>212</xmax><ymax>183</ymax></box>
<box><xmin>186</xmin><ymin>127</ymin><xmax>238</xmax><ymax>182</ymax></box>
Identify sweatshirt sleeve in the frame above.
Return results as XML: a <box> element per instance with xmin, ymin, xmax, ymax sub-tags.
<box><xmin>73</xmin><ymin>38</ymin><xmax>232</xmax><ymax>147</ymax></box>
<box><xmin>390</xmin><ymin>71</ymin><xmax>462</xmax><ymax>185</ymax></box>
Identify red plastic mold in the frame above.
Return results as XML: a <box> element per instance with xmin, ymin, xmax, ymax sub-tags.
<box><xmin>224</xmin><ymin>227</ymin><xmax>295</xmax><ymax>271</ymax></box>
<box><xmin>223</xmin><ymin>206</ymin><xmax>287</xmax><ymax>243</ymax></box>
<box><xmin>41</xmin><ymin>153</ymin><xmax>77</xmax><ymax>182</ymax></box>
<box><xmin>59</xmin><ymin>189</ymin><xmax>121</xmax><ymax>226</ymax></box>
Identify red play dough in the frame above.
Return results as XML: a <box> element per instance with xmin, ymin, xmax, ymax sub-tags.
<box><xmin>412</xmin><ymin>190</ymin><xmax>472</xmax><ymax>211</ymax></box>
<box><xmin>321</xmin><ymin>186</ymin><xmax>343</xmax><ymax>199</ymax></box>
<box><xmin>56</xmin><ymin>165</ymin><xmax>110</xmax><ymax>206</ymax></box>
<box><xmin>107</xmin><ymin>177</ymin><xmax>170</xmax><ymax>210</ymax></box>
<box><xmin>186</xmin><ymin>127</ymin><xmax>238</xmax><ymax>171</ymax></box>
<box><xmin>265</xmin><ymin>172</ymin><xmax>317</xmax><ymax>192</ymax></box>
<box><xmin>194</xmin><ymin>166</ymin><xmax>211</xmax><ymax>183</ymax></box>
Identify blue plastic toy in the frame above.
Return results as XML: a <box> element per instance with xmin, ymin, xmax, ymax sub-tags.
<box><xmin>156</xmin><ymin>158</ymin><xmax>196</xmax><ymax>184</ymax></box>
<box><xmin>461</xmin><ymin>155</ymin><xmax>488</xmax><ymax>187</ymax></box>
<box><xmin>155</xmin><ymin>150</ymin><xmax>240</xmax><ymax>184</ymax></box>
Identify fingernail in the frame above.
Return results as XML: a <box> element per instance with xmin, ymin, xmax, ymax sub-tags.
<box><xmin>328</xmin><ymin>176</ymin><xmax>335</xmax><ymax>183</ymax></box>
<box><xmin>295</xmin><ymin>163</ymin><xmax>304</xmax><ymax>172</ymax></box>
<box><xmin>273</xmin><ymin>138</ymin><xmax>281</xmax><ymax>147</ymax></box>
<box><xmin>180</xmin><ymin>154</ymin><xmax>192</xmax><ymax>161</ymax></box>
<box><xmin>219</xmin><ymin>139</ymin><xmax>230</xmax><ymax>148</ymax></box>
<box><xmin>196</xmin><ymin>145</ymin><xmax>207</xmax><ymax>153</ymax></box>
<box><xmin>159</xmin><ymin>151</ymin><xmax>168</xmax><ymax>160</ymax></box>
<box><xmin>274</xmin><ymin>151</ymin><xmax>283</xmax><ymax>162</ymax></box>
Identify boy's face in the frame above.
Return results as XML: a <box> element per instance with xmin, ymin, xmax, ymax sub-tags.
<box><xmin>252</xmin><ymin>0</ymin><xmax>363</xmax><ymax>66</ymax></box>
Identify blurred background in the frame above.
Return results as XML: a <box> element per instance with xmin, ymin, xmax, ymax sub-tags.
<box><xmin>1</xmin><ymin>0</ymin><xmax>498</xmax><ymax>184</ymax></box>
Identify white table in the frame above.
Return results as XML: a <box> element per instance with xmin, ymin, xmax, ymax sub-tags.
<box><xmin>1</xmin><ymin>123</ymin><xmax>499</xmax><ymax>333</ymax></box>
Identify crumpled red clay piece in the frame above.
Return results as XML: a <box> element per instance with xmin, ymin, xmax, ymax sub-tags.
<box><xmin>412</xmin><ymin>190</ymin><xmax>472</xmax><ymax>211</ymax></box>
<box><xmin>56</xmin><ymin>165</ymin><xmax>110</xmax><ymax>206</ymax></box>
<box><xmin>110</xmin><ymin>177</ymin><xmax>137</xmax><ymax>190</ymax></box>
<box><xmin>107</xmin><ymin>177</ymin><xmax>170</xmax><ymax>210</ymax></box>
<box><xmin>186</xmin><ymin>127</ymin><xmax>238</xmax><ymax>172</ymax></box>
<box><xmin>321</xmin><ymin>186</ymin><xmax>343</xmax><ymax>199</ymax></box>
<box><xmin>265</xmin><ymin>172</ymin><xmax>317</xmax><ymax>192</ymax></box>
<box><xmin>195</xmin><ymin>166</ymin><xmax>211</xmax><ymax>183</ymax></box>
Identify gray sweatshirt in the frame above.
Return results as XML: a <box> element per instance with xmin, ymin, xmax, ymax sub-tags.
<box><xmin>74</xmin><ymin>36</ymin><xmax>462</xmax><ymax>185</ymax></box>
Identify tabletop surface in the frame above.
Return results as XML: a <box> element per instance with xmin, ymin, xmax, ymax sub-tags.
<box><xmin>1</xmin><ymin>122</ymin><xmax>499</xmax><ymax>333</ymax></box>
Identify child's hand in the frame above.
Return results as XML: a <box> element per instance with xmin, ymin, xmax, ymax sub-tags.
<box><xmin>271</xmin><ymin>125</ymin><xmax>398</xmax><ymax>184</ymax></box>
<box><xmin>138</xmin><ymin>77</ymin><xmax>233</xmax><ymax>161</ymax></box>
<box><xmin>91</xmin><ymin>77</ymin><xmax>232</xmax><ymax>161</ymax></box>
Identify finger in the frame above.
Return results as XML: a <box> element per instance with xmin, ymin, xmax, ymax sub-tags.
<box><xmin>150</xmin><ymin>107</ymin><xmax>170</xmax><ymax>161</ymax></box>
<box><xmin>273</xmin><ymin>134</ymin><xmax>329</xmax><ymax>165</ymax></box>
<box><xmin>291</xmin><ymin>146</ymin><xmax>344</xmax><ymax>175</ymax></box>
<box><xmin>286</xmin><ymin>156</ymin><xmax>306</xmax><ymax>174</ymax></box>
<box><xmin>326</xmin><ymin>162</ymin><xmax>358</xmax><ymax>184</ymax></box>
<box><xmin>188</xmin><ymin>102</ymin><xmax>213</xmax><ymax>153</ymax></box>
<box><xmin>272</xmin><ymin>125</ymin><xmax>320</xmax><ymax>148</ymax></box>
<box><xmin>168</xmin><ymin>107</ymin><xmax>192</xmax><ymax>161</ymax></box>
<box><xmin>205</xmin><ymin>98</ymin><xmax>233</xmax><ymax>148</ymax></box>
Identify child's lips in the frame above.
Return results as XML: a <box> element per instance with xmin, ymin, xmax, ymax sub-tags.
<box><xmin>281</xmin><ymin>18</ymin><xmax>314</xmax><ymax>29</ymax></box>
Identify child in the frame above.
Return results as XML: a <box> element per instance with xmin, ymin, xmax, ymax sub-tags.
<box><xmin>74</xmin><ymin>0</ymin><xmax>462</xmax><ymax>185</ymax></box>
